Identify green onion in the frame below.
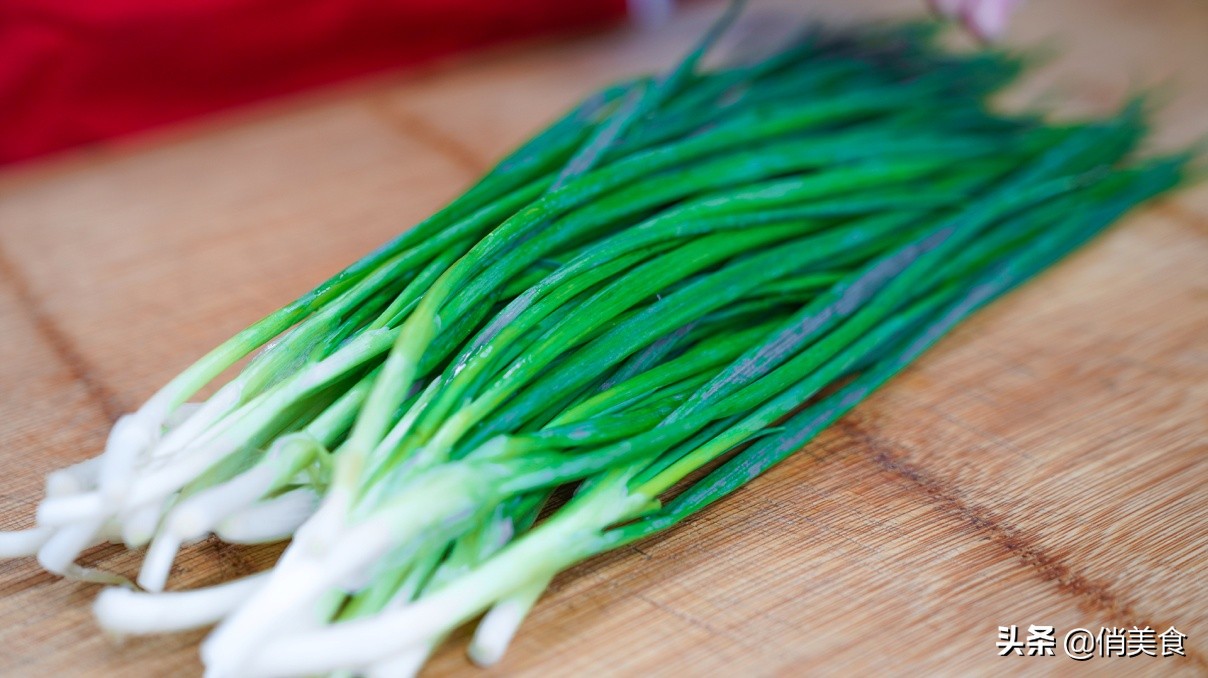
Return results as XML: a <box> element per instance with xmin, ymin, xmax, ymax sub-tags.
<box><xmin>0</xmin><ymin>12</ymin><xmax>1192</xmax><ymax>678</ymax></box>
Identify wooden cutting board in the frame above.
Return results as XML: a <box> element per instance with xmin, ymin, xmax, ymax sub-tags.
<box><xmin>1</xmin><ymin>0</ymin><xmax>1205</xmax><ymax>675</ymax></box>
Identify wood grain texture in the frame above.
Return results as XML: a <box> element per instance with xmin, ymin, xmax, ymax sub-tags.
<box><xmin>0</xmin><ymin>0</ymin><xmax>1205</xmax><ymax>676</ymax></box>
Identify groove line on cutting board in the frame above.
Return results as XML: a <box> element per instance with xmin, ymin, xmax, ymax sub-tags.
<box><xmin>367</xmin><ymin>97</ymin><xmax>489</xmax><ymax>176</ymax></box>
<box><xmin>836</xmin><ymin>417</ymin><xmax>1206</xmax><ymax>669</ymax></box>
<box><xmin>1155</xmin><ymin>201</ymin><xmax>1208</xmax><ymax>235</ymax></box>
<box><xmin>0</xmin><ymin>241</ymin><xmax>123</xmax><ymax>423</ymax></box>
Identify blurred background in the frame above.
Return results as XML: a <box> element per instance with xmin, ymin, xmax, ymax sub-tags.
<box><xmin>0</xmin><ymin>0</ymin><xmax>644</xmax><ymax>166</ymax></box>
<box><xmin>4</xmin><ymin>0</ymin><xmax>1203</xmax><ymax>167</ymax></box>
<box><xmin>3</xmin><ymin>0</ymin><xmax>1206</xmax><ymax>169</ymax></box>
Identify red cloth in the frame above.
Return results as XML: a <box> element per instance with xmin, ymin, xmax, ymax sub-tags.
<box><xmin>0</xmin><ymin>0</ymin><xmax>626</xmax><ymax>165</ymax></box>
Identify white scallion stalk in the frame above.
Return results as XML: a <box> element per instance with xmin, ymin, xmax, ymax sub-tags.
<box><xmin>0</xmin><ymin>526</ymin><xmax>52</xmax><ymax>558</ymax></box>
<box><xmin>97</xmin><ymin>413</ymin><xmax>158</xmax><ymax>507</ymax></box>
<box><xmin>163</xmin><ymin>401</ymin><xmax>205</xmax><ymax>432</ymax></box>
<box><xmin>168</xmin><ymin>461</ymin><xmax>285</xmax><ymax>540</ymax></box>
<box><xmin>236</xmin><ymin>473</ymin><xmax>642</xmax><ymax>677</ymax></box>
<box><xmin>35</xmin><ymin>492</ymin><xmax>104</xmax><ymax>527</ymax></box>
<box><xmin>94</xmin><ymin>572</ymin><xmax>270</xmax><ymax>635</ymax></box>
<box><xmin>121</xmin><ymin>498</ymin><xmax>168</xmax><ymax>548</ymax></box>
<box><xmin>201</xmin><ymin>517</ymin><xmax>397</xmax><ymax>676</ymax></box>
<box><xmin>203</xmin><ymin>464</ymin><xmax>488</xmax><ymax>675</ymax></box>
<box><xmin>365</xmin><ymin>639</ymin><xmax>440</xmax><ymax>678</ymax></box>
<box><xmin>150</xmin><ymin>382</ymin><xmax>243</xmax><ymax>461</ymax></box>
<box><xmin>468</xmin><ymin>574</ymin><xmax>552</xmax><ymax>667</ymax></box>
<box><xmin>36</xmin><ymin>519</ymin><xmax>103</xmax><ymax>576</ymax></box>
<box><xmin>44</xmin><ymin>457</ymin><xmax>101</xmax><ymax>498</ymax></box>
<box><xmin>214</xmin><ymin>489</ymin><xmax>320</xmax><ymax>545</ymax></box>
<box><xmin>136</xmin><ymin>434</ymin><xmax>324</xmax><ymax>591</ymax></box>
<box><xmin>138</xmin><ymin>530</ymin><xmax>183</xmax><ymax>592</ymax></box>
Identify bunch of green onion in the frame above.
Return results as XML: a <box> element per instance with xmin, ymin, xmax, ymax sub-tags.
<box><xmin>0</xmin><ymin>12</ymin><xmax>1190</xmax><ymax>678</ymax></box>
